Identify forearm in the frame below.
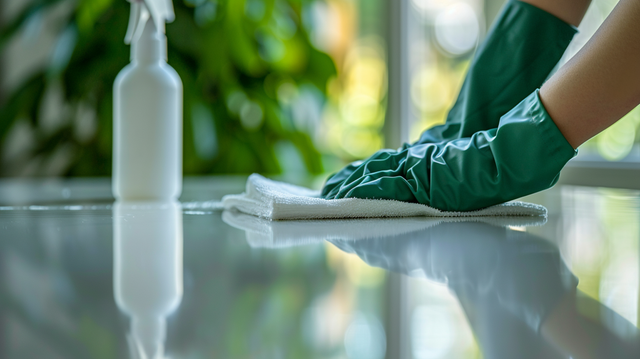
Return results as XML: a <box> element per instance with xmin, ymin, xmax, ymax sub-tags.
<box><xmin>540</xmin><ymin>0</ymin><xmax>640</xmax><ymax>148</ymax></box>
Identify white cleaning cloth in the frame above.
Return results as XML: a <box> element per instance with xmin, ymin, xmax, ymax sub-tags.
<box><xmin>221</xmin><ymin>174</ymin><xmax>547</xmax><ymax>220</ymax></box>
<box><xmin>222</xmin><ymin>210</ymin><xmax>547</xmax><ymax>248</ymax></box>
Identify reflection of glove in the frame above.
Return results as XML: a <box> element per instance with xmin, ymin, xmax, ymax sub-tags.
<box><xmin>322</xmin><ymin>90</ymin><xmax>576</xmax><ymax>211</ymax></box>
<box><xmin>417</xmin><ymin>0</ymin><xmax>576</xmax><ymax>144</ymax></box>
<box><xmin>490</xmin><ymin>232</ymin><xmax>578</xmax><ymax>333</ymax></box>
<box><xmin>331</xmin><ymin>221</ymin><xmax>578</xmax><ymax>334</ymax></box>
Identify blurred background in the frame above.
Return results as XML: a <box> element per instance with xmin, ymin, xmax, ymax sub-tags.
<box><xmin>2</xmin><ymin>2</ymin><xmax>640</xmax><ymax>358</ymax></box>
<box><xmin>2</xmin><ymin>0</ymin><xmax>638</xmax><ymax>179</ymax></box>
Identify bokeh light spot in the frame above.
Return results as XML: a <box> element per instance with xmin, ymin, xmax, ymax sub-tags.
<box><xmin>597</xmin><ymin>118</ymin><xmax>636</xmax><ymax>161</ymax></box>
<box><xmin>240</xmin><ymin>101</ymin><xmax>264</xmax><ymax>130</ymax></box>
<box><xmin>344</xmin><ymin>312</ymin><xmax>386</xmax><ymax>359</ymax></box>
<box><xmin>434</xmin><ymin>2</ymin><xmax>479</xmax><ymax>55</ymax></box>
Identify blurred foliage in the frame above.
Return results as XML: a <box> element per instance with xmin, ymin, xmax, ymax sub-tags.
<box><xmin>0</xmin><ymin>0</ymin><xmax>337</xmax><ymax>176</ymax></box>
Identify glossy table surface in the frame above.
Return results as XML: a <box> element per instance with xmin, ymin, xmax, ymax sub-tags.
<box><xmin>1</xmin><ymin>176</ymin><xmax>639</xmax><ymax>359</ymax></box>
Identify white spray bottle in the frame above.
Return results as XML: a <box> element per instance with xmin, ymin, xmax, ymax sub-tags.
<box><xmin>113</xmin><ymin>0</ymin><xmax>182</xmax><ymax>201</ymax></box>
<box><xmin>114</xmin><ymin>201</ymin><xmax>183</xmax><ymax>359</ymax></box>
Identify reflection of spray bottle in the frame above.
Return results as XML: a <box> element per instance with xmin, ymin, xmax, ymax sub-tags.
<box><xmin>113</xmin><ymin>0</ymin><xmax>182</xmax><ymax>201</ymax></box>
<box><xmin>114</xmin><ymin>201</ymin><xmax>183</xmax><ymax>359</ymax></box>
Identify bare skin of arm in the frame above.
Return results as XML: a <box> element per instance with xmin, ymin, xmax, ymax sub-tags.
<box><xmin>540</xmin><ymin>0</ymin><xmax>640</xmax><ymax>149</ymax></box>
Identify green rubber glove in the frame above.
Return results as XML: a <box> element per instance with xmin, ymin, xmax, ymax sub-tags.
<box><xmin>417</xmin><ymin>0</ymin><xmax>576</xmax><ymax>144</ymax></box>
<box><xmin>322</xmin><ymin>90</ymin><xmax>576</xmax><ymax>211</ymax></box>
<box><xmin>322</xmin><ymin>0</ymin><xmax>578</xmax><ymax>210</ymax></box>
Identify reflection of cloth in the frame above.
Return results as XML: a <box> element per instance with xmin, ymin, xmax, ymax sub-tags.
<box><xmin>222</xmin><ymin>174</ymin><xmax>547</xmax><ymax>220</ymax></box>
<box><xmin>222</xmin><ymin>209</ymin><xmax>546</xmax><ymax>248</ymax></box>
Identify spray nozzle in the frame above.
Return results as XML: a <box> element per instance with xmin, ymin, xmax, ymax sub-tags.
<box><xmin>125</xmin><ymin>0</ymin><xmax>175</xmax><ymax>44</ymax></box>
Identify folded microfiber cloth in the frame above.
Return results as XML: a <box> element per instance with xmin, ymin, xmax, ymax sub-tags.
<box><xmin>222</xmin><ymin>210</ymin><xmax>547</xmax><ymax>248</ymax></box>
<box><xmin>221</xmin><ymin>174</ymin><xmax>547</xmax><ymax>220</ymax></box>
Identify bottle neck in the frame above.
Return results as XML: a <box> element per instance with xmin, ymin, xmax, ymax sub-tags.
<box><xmin>131</xmin><ymin>316</ymin><xmax>166</xmax><ymax>359</ymax></box>
<box><xmin>131</xmin><ymin>19</ymin><xmax>167</xmax><ymax>64</ymax></box>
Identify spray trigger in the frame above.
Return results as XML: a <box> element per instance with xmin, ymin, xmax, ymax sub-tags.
<box><xmin>124</xmin><ymin>0</ymin><xmax>175</xmax><ymax>44</ymax></box>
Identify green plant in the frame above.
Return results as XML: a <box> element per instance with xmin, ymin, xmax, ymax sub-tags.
<box><xmin>0</xmin><ymin>0</ymin><xmax>336</xmax><ymax>176</ymax></box>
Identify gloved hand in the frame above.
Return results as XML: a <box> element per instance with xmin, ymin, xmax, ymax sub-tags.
<box><xmin>322</xmin><ymin>90</ymin><xmax>577</xmax><ymax>211</ymax></box>
<box><xmin>416</xmin><ymin>0</ymin><xmax>576</xmax><ymax>144</ymax></box>
<box><xmin>322</xmin><ymin>0</ymin><xmax>578</xmax><ymax>211</ymax></box>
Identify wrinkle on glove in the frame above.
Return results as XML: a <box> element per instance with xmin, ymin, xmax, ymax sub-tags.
<box><xmin>323</xmin><ymin>90</ymin><xmax>577</xmax><ymax>212</ymax></box>
<box><xmin>416</xmin><ymin>0</ymin><xmax>576</xmax><ymax>144</ymax></box>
